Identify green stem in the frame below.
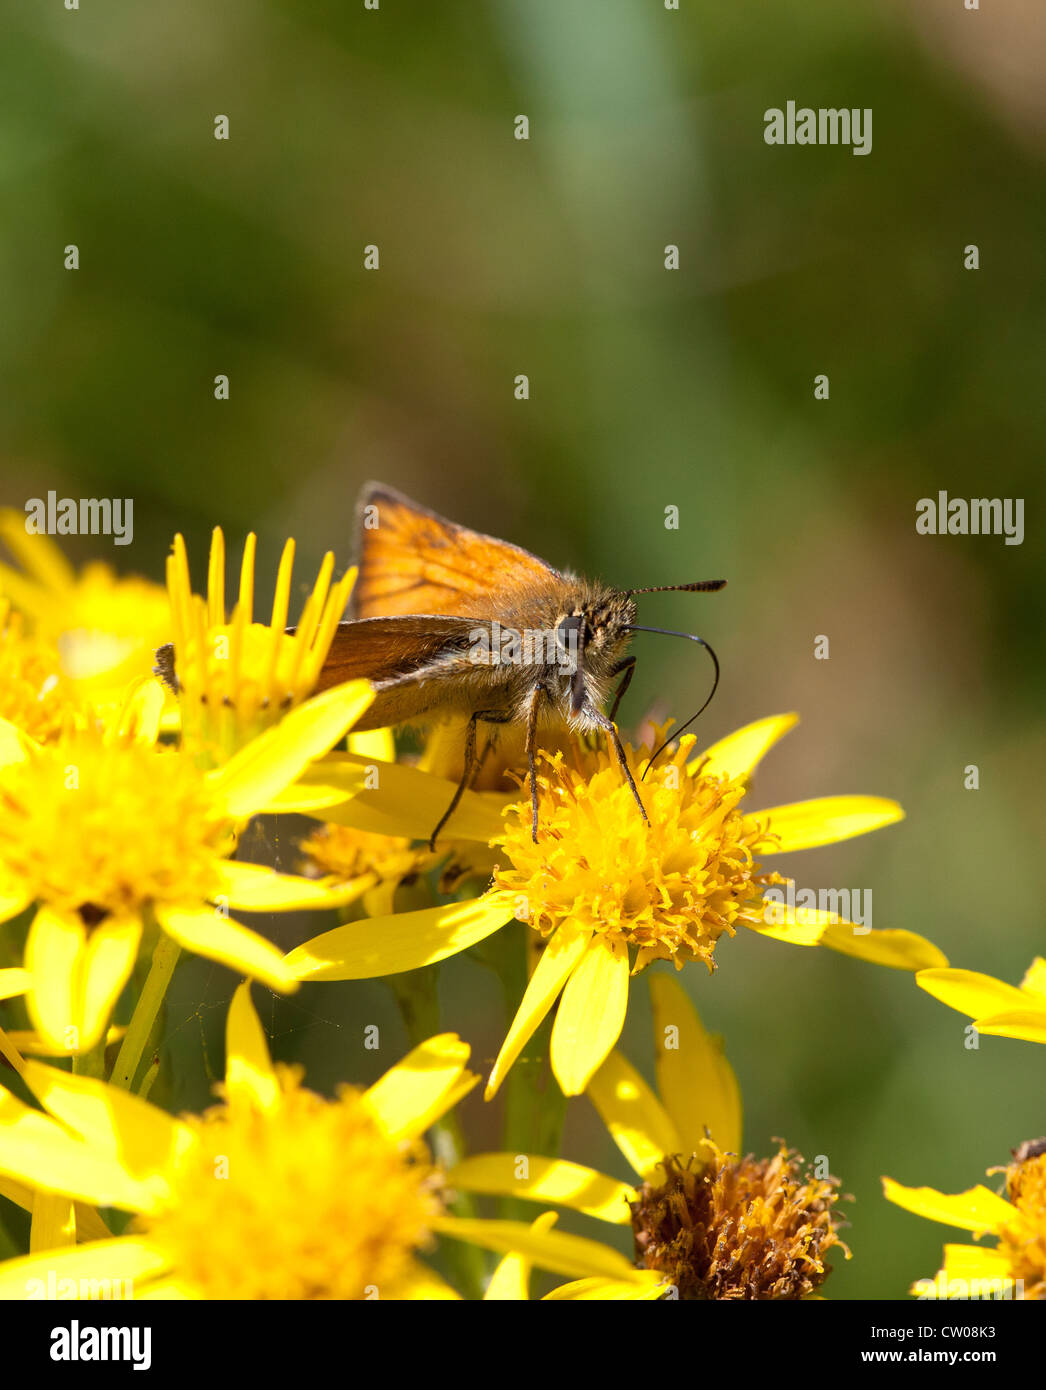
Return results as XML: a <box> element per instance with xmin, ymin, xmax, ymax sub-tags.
<box><xmin>72</xmin><ymin>1039</ymin><xmax>106</xmax><ymax>1079</ymax></box>
<box><xmin>385</xmin><ymin>965</ymin><xmax>489</xmax><ymax>1299</ymax></box>
<box><xmin>109</xmin><ymin>932</ymin><xmax>181</xmax><ymax>1091</ymax></box>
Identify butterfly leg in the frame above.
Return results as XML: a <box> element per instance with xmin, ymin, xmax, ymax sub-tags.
<box><xmin>429</xmin><ymin>708</ymin><xmax>511</xmax><ymax>850</ymax></box>
<box><xmin>608</xmin><ymin>656</ymin><xmax>637</xmax><ymax>723</ymax></box>
<box><xmin>588</xmin><ymin>707</ymin><xmax>649</xmax><ymax>825</ymax></box>
<box><xmin>524</xmin><ymin>685</ymin><xmax>546</xmax><ymax>843</ymax></box>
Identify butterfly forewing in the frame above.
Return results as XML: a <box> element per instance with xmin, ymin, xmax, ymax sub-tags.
<box><xmin>352</xmin><ymin>482</ymin><xmax>561</xmax><ymax>620</ymax></box>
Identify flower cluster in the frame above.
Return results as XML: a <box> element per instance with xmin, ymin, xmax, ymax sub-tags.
<box><xmin>0</xmin><ymin>520</ymin><xmax>1037</xmax><ymax>1301</ymax></box>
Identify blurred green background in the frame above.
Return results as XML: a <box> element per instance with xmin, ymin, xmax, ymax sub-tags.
<box><xmin>2</xmin><ymin>0</ymin><xmax>1044</xmax><ymax>1298</ymax></box>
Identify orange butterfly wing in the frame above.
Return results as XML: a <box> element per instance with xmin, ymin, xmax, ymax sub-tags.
<box><xmin>351</xmin><ymin>482</ymin><xmax>561</xmax><ymax>619</ymax></box>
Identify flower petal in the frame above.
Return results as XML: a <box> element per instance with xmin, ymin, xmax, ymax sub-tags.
<box><xmin>216</xmin><ymin>859</ymin><xmax>371</xmax><ymax>912</ymax></box>
<box><xmin>0</xmin><ymin>968</ymin><xmax>30</xmax><ymax>1002</ymax></box>
<box><xmin>267</xmin><ymin>753</ymin><xmax>508</xmax><ymax>843</ymax></box>
<box><xmin>881</xmin><ymin>1178</ymin><xmax>1014</xmax><ymax>1234</ymax></box>
<box><xmin>25</xmin><ymin>910</ymin><xmax>138</xmax><ymax>1056</ymax></box>
<box><xmin>551</xmin><ymin>935</ymin><xmax>630</xmax><ymax>1097</ymax></box>
<box><xmin>750</xmin><ymin>796</ymin><xmax>905</xmax><ymax>852</ymax></box>
<box><xmin>742</xmin><ymin>901</ymin><xmax>836</xmax><ymax>946</ymax></box>
<box><xmin>0</xmin><ymin>1087</ymin><xmax>166</xmax><ymax>1214</ymax></box>
<box><xmin>974</xmin><ymin>1009</ymin><xmax>1046</xmax><ymax>1044</ymax></box>
<box><xmin>363</xmin><ymin>1034</ymin><xmax>474</xmax><ymax>1142</ymax></box>
<box><xmin>820</xmin><ymin>924</ymin><xmax>948</xmax><ymax>971</ymax></box>
<box><xmin>485</xmin><ymin>920</ymin><xmax>592</xmax><ymax>1100</ymax></box>
<box><xmin>649</xmin><ymin>972</ymin><xmax>742</xmax><ymax>1156</ymax></box>
<box><xmin>22</xmin><ymin>1059</ymin><xmax>193</xmax><ymax>1186</ymax></box>
<box><xmin>224</xmin><ymin>981</ymin><xmax>279</xmax><ymax>1112</ymax></box>
<box><xmin>450</xmin><ymin>1154</ymin><xmax>634</xmax><ymax>1223</ymax></box>
<box><xmin>434</xmin><ymin>1216</ymin><xmax>644</xmax><ymax>1283</ymax></box>
<box><xmin>695</xmin><ymin>713</ymin><xmax>799</xmax><ymax>781</ymax></box>
<box><xmin>155</xmin><ymin>904</ymin><xmax>298</xmax><ymax>993</ymax></box>
<box><xmin>0</xmin><ymin>1236</ymin><xmax>169</xmax><ymax>1299</ymax></box>
<box><xmin>284</xmin><ymin>891</ymin><xmax>515</xmax><ymax>982</ymax></box>
<box><xmin>484</xmin><ymin>1212</ymin><xmax>558</xmax><ymax>1301</ymax></box>
<box><xmin>394</xmin><ymin>1261</ymin><xmax>462</xmax><ymax>1300</ymax></box>
<box><xmin>1019</xmin><ymin>957</ymin><xmax>1046</xmax><ymax>1001</ymax></box>
<box><xmin>207</xmin><ymin>680</ymin><xmax>374</xmax><ymax>818</ymax></box>
<box><xmin>543</xmin><ymin>1273</ymin><xmax>665</xmax><ymax>1300</ymax></box>
<box><xmin>30</xmin><ymin>1192</ymin><xmax>76</xmax><ymax>1252</ymax></box>
<box><xmin>917</xmin><ymin>968</ymin><xmax>1029</xmax><ymax>1020</ymax></box>
<box><xmin>0</xmin><ymin>1175</ymin><xmax>111</xmax><ymax>1243</ymax></box>
<box><xmin>586</xmin><ymin>1050</ymin><xmax>682</xmax><ymax>1183</ymax></box>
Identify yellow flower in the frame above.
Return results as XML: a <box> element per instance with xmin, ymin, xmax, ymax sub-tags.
<box><xmin>0</xmin><ymin>987</ymin><xmax>649</xmax><ymax>1299</ymax></box>
<box><xmin>282</xmin><ymin>713</ymin><xmax>945</xmax><ymax>1096</ymax></box>
<box><xmin>0</xmin><ymin>677</ymin><xmax>374</xmax><ymax>1053</ymax></box>
<box><xmin>884</xmin><ymin>1139</ymin><xmax>1046</xmax><ymax>1299</ymax></box>
<box><xmin>163</xmin><ymin>528</ymin><xmax>356</xmax><ymax>765</ymax></box>
<box><xmin>449</xmin><ymin>974</ymin><xmax>850</xmax><ymax>1299</ymax></box>
<box><xmin>0</xmin><ymin>600</ymin><xmax>85</xmax><ymax>744</ymax></box>
<box><xmin>918</xmin><ymin>957</ymin><xmax>1046</xmax><ymax>1044</ymax></box>
<box><xmin>0</xmin><ymin>510</ymin><xmax>171</xmax><ymax>712</ymax></box>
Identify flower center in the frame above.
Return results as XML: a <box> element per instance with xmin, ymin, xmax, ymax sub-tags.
<box><xmin>0</xmin><ymin>733</ymin><xmax>225</xmax><ymax>922</ymax></box>
<box><xmin>138</xmin><ymin>1072</ymin><xmax>445</xmax><ymax>1299</ymax></box>
<box><xmin>491</xmin><ymin>739</ymin><xmax>774</xmax><ymax>970</ymax></box>
<box><xmin>998</xmin><ymin>1143</ymin><xmax>1046</xmax><ymax>1299</ymax></box>
<box><xmin>300</xmin><ymin>824</ymin><xmax>430</xmax><ymax>886</ymax></box>
<box><xmin>629</xmin><ymin>1145</ymin><xmax>848</xmax><ymax>1300</ymax></box>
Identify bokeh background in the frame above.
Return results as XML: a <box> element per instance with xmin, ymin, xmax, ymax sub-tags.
<box><xmin>2</xmin><ymin>0</ymin><xmax>1044</xmax><ymax>1298</ymax></box>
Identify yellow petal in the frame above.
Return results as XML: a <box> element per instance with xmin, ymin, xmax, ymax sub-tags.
<box><xmin>215</xmin><ymin>859</ymin><xmax>371</xmax><ymax>912</ymax></box>
<box><xmin>543</xmin><ymin>1273</ymin><xmax>665</xmax><ymax>1300</ymax></box>
<box><xmin>155</xmin><ymin>903</ymin><xmax>298</xmax><ymax>993</ymax></box>
<box><xmin>974</xmin><ymin>1009</ymin><xmax>1046</xmax><ymax>1044</ymax></box>
<box><xmin>0</xmin><ymin>716</ymin><xmax>35</xmax><ymax>772</ymax></box>
<box><xmin>450</xmin><ymin>1154</ymin><xmax>633</xmax><ymax>1224</ymax></box>
<box><xmin>26</xmin><ymin>910</ymin><xmax>137</xmax><ymax>1056</ymax></box>
<box><xmin>917</xmin><ymin>967</ymin><xmax>1029</xmax><ymax>1020</ymax></box>
<box><xmin>484</xmin><ymin>1212</ymin><xmax>558</xmax><ymax>1301</ymax></box>
<box><xmin>363</xmin><ymin>1034</ymin><xmax>474</xmax><ymax>1142</ymax></box>
<box><xmin>586</xmin><ymin>1050</ymin><xmax>682</xmax><ymax>1183</ymax></box>
<box><xmin>881</xmin><ymin>1177</ymin><xmax>1014</xmax><ymax>1234</ymax></box>
<box><xmin>0</xmin><ymin>1087</ymin><xmax>166</xmax><ymax>1214</ymax></box>
<box><xmin>750</xmin><ymin>796</ymin><xmax>905</xmax><ymax>852</ymax></box>
<box><xmin>742</xmin><ymin>900</ymin><xmax>836</xmax><ymax>946</ymax></box>
<box><xmin>649</xmin><ymin>972</ymin><xmax>742</xmax><ymax>1156</ymax></box>
<box><xmin>0</xmin><ymin>1175</ymin><xmax>111</xmax><ymax>1243</ymax></box>
<box><xmin>0</xmin><ymin>1236</ymin><xmax>168</xmax><ymax>1299</ymax></box>
<box><xmin>30</xmin><ymin>1192</ymin><xmax>76</xmax><ymax>1252</ymax></box>
<box><xmin>284</xmin><ymin>891</ymin><xmax>514</xmax><ymax>982</ymax></box>
<box><xmin>1019</xmin><ymin>957</ymin><xmax>1046</xmax><ymax>1000</ymax></box>
<box><xmin>0</xmin><ymin>968</ymin><xmax>30</xmax><ymax>1001</ymax></box>
<box><xmin>394</xmin><ymin>1261</ymin><xmax>462</xmax><ymax>1300</ymax></box>
<box><xmin>434</xmin><ymin>1216</ymin><xmax>644</xmax><ymax>1283</ymax></box>
<box><xmin>938</xmin><ymin>1243</ymin><xmax>1018</xmax><ymax>1298</ymax></box>
<box><xmin>551</xmin><ymin>935</ymin><xmax>630</xmax><ymax>1096</ymax></box>
<box><xmin>347</xmin><ymin>728</ymin><xmax>396</xmax><ymax>762</ymax></box>
<box><xmin>820</xmin><ymin>924</ymin><xmax>948</xmax><ymax>971</ymax></box>
<box><xmin>207</xmin><ymin>680</ymin><xmax>374</xmax><ymax>818</ymax></box>
<box><xmin>224</xmin><ymin>980</ymin><xmax>279</xmax><ymax>1112</ymax></box>
<box><xmin>267</xmin><ymin>752</ymin><xmax>508</xmax><ymax>843</ymax></box>
<box><xmin>695</xmin><ymin>713</ymin><xmax>799</xmax><ymax>780</ymax></box>
<box><xmin>485</xmin><ymin>920</ymin><xmax>593</xmax><ymax>1100</ymax></box>
<box><xmin>22</xmin><ymin>1059</ymin><xmax>194</xmax><ymax>1184</ymax></box>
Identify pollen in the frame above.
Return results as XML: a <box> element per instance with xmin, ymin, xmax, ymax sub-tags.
<box><xmin>491</xmin><ymin>736</ymin><xmax>775</xmax><ymax>970</ymax></box>
<box><xmin>300</xmin><ymin>824</ymin><xmax>432</xmax><ymax>887</ymax></box>
<box><xmin>630</xmin><ymin>1143</ymin><xmax>849</xmax><ymax>1300</ymax></box>
<box><xmin>997</xmin><ymin>1144</ymin><xmax>1046</xmax><ymax>1299</ymax></box>
<box><xmin>138</xmin><ymin>1069</ymin><xmax>445</xmax><ymax>1299</ymax></box>
<box><xmin>0</xmin><ymin>730</ymin><xmax>225</xmax><ymax>923</ymax></box>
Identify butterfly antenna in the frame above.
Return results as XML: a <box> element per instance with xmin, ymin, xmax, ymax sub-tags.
<box><xmin>622</xmin><ymin>626</ymin><xmax>721</xmax><ymax>777</ymax></box>
<box><xmin>626</xmin><ymin>580</ymin><xmax>726</xmax><ymax>595</ymax></box>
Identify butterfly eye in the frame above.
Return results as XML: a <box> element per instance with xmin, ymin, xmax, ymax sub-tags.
<box><xmin>555</xmin><ymin>614</ymin><xmax>583</xmax><ymax>665</ymax></box>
